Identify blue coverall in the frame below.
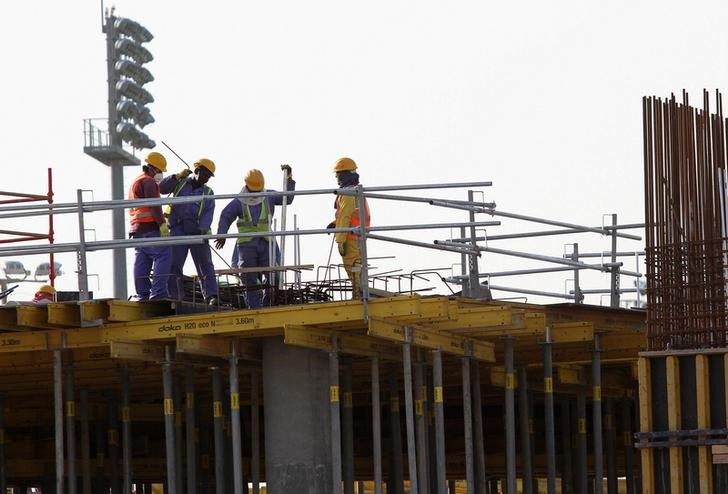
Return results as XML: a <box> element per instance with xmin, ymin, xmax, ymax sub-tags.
<box><xmin>159</xmin><ymin>175</ymin><xmax>218</xmax><ymax>301</ymax></box>
<box><xmin>217</xmin><ymin>181</ymin><xmax>294</xmax><ymax>308</ymax></box>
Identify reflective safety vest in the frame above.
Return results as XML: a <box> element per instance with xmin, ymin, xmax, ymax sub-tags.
<box><xmin>336</xmin><ymin>195</ymin><xmax>371</xmax><ymax>241</ymax></box>
<box><xmin>236</xmin><ymin>199</ymin><xmax>270</xmax><ymax>243</ymax></box>
<box><xmin>170</xmin><ymin>177</ymin><xmax>212</xmax><ymax>224</ymax></box>
<box><xmin>128</xmin><ymin>174</ymin><xmax>157</xmax><ymax>225</ymax></box>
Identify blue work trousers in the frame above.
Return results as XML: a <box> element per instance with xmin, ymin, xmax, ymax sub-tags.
<box><xmin>168</xmin><ymin>227</ymin><xmax>218</xmax><ymax>300</ymax></box>
<box><xmin>132</xmin><ymin>229</ymin><xmax>171</xmax><ymax>300</ymax></box>
<box><xmin>237</xmin><ymin>238</ymin><xmax>280</xmax><ymax>309</ymax></box>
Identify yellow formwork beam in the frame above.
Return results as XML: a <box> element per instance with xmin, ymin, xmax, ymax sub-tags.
<box><xmin>176</xmin><ymin>334</ymin><xmax>260</xmax><ymax>360</ymax></box>
<box><xmin>107</xmin><ymin>300</ymin><xmax>172</xmax><ymax>322</ymax></box>
<box><xmin>283</xmin><ymin>325</ymin><xmax>402</xmax><ymax>360</ymax></box>
<box><xmin>110</xmin><ymin>340</ymin><xmax>165</xmax><ymax>362</ymax></box>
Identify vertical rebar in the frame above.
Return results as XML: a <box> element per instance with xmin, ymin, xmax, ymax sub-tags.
<box><xmin>66</xmin><ymin>350</ymin><xmax>78</xmax><ymax>494</ymax></box>
<box><xmin>517</xmin><ymin>366</ymin><xmax>533</xmax><ymax>494</ymax></box>
<box><xmin>121</xmin><ymin>365</ymin><xmax>132</xmax><ymax>494</ymax></box>
<box><xmin>185</xmin><ymin>365</ymin><xmax>197</xmax><ymax>494</ymax></box>
<box><xmin>592</xmin><ymin>336</ymin><xmax>603</xmax><ymax>493</ymax></box>
<box><xmin>54</xmin><ymin>349</ymin><xmax>65</xmax><ymax>494</ymax></box>
<box><xmin>330</xmin><ymin>336</ymin><xmax>343</xmax><ymax>494</ymax></box>
<box><xmin>343</xmin><ymin>358</ymin><xmax>355</xmax><ymax>494</ymax></box>
<box><xmin>403</xmin><ymin>338</ymin><xmax>419</xmax><ymax>494</ymax></box>
<box><xmin>372</xmin><ymin>355</ymin><xmax>383</xmax><ymax>494</ymax></box>
<box><xmin>543</xmin><ymin>328</ymin><xmax>556</xmax><ymax>494</ymax></box>
<box><xmin>432</xmin><ymin>350</ymin><xmax>447</xmax><ymax>494</ymax></box>
<box><xmin>251</xmin><ymin>370</ymin><xmax>260</xmax><ymax>494</ymax></box>
<box><xmin>163</xmin><ymin>346</ymin><xmax>177</xmax><ymax>494</ymax></box>
<box><xmin>229</xmin><ymin>340</ymin><xmax>244</xmax><ymax>494</ymax></box>
<box><xmin>212</xmin><ymin>367</ymin><xmax>225</xmax><ymax>494</ymax></box>
<box><xmin>504</xmin><ymin>338</ymin><xmax>517</xmax><ymax>494</ymax></box>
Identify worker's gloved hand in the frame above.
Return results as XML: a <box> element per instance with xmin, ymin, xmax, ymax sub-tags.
<box><xmin>281</xmin><ymin>164</ymin><xmax>292</xmax><ymax>179</ymax></box>
<box><xmin>215</xmin><ymin>238</ymin><xmax>226</xmax><ymax>250</ymax></box>
<box><xmin>338</xmin><ymin>242</ymin><xmax>346</xmax><ymax>256</ymax></box>
<box><xmin>326</xmin><ymin>221</ymin><xmax>336</xmax><ymax>229</ymax></box>
<box><xmin>176</xmin><ymin>169</ymin><xmax>192</xmax><ymax>179</ymax></box>
<box><xmin>159</xmin><ymin>222</ymin><xmax>170</xmax><ymax>237</ymax></box>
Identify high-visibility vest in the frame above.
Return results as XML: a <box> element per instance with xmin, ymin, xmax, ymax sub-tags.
<box><xmin>336</xmin><ymin>195</ymin><xmax>370</xmax><ymax>241</ymax></box>
<box><xmin>170</xmin><ymin>178</ymin><xmax>212</xmax><ymax>224</ymax></box>
<box><xmin>128</xmin><ymin>174</ymin><xmax>158</xmax><ymax>225</ymax></box>
<box><xmin>236</xmin><ymin>199</ymin><xmax>270</xmax><ymax>243</ymax></box>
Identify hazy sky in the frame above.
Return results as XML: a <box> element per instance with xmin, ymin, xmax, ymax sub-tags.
<box><xmin>2</xmin><ymin>0</ymin><xmax>727</xmax><ymax>303</ymax></box>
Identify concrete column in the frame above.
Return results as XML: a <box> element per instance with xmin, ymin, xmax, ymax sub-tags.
<box><xmin>263</xmin><ymin>337</ymin><xmax>332</xmax><ymax>493</ymax></box>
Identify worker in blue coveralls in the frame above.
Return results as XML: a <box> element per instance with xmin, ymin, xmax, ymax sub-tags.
<box><xmin>159</xmin><ymin>158</ymin><xmax>219</xmax><ymax>305</ymax></box>
<box><xmin>215</xmin><ymin>166</ymin><xmax>295</xmax><ymax>309</ymax></box>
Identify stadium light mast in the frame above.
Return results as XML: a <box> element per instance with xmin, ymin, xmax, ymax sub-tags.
<box><xmin>83</xmin><ymin>8</ymin><xmax>157</xmax><ymax>299</ymax></box>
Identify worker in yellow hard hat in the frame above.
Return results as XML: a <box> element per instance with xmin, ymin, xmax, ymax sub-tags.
<box><xmin>128</xmin><ymin>151</ymin><xmax>172</xmax><ymax>300</ymax></box>
<box><xmin>159</xmin><ymin>158</ymin><xmax>219</xmax><ymax>304</ymax></box>
<box><xmin>327</xmin><ymin>157</ymin><xmax>370</xmax><ymax>298</ymax></box>
<box><xmin>215</xmin><ymin>166</ymin><xmax>295</xmax><ymax>308</ymax></box>
<box><xmin>33</xmin><ymin>284</ymin><xmax>56</xmax><ymax>304</ymax></box>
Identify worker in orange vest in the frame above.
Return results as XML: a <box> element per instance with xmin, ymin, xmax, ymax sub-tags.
<box><xmin>327</xmin><ymin>157</ymin><xmax>370</xmax><ymax>298</ymax></box>
<box><xmin>128</xmin><ymin>151</ymin><xmax>171</xmax><ymax>300</ymax></box>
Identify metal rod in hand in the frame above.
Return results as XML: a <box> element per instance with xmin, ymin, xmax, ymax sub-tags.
<box><xmin>161</xmin><ymin>141</ymin><xmax>191</xmax><ymax>169</ymax></box>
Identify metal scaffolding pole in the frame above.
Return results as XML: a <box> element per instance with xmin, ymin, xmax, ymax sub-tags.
<box><xmin>432</xmin><ymin>350</ymin><xmax>446</xmax><ymax>494</ymax></box>
<box><xmin>330</xmin><ymin>336</ymin><xmax>343</xmax><ymax>494</ymax></box>
<box><xmin>471</xmin><ymin>361</ymin><xmax>486</xmax><ymax>494</ymax></box>
<box><xmin>403</xmin><ymin>339</ymin><xmax>419</xmax><ymax>494</ymax></box>
<box><xmin>229</xmin><ymin>341</ymin><xmax>244</xmax><ymax>494</ymax></box>
<box><xmin>121</xmin><ymin>365</ymin><xmax>132</xmax><ymax>494</ymax></box>
<box><xmin>389</xmin><ymin>368</ymin><xmax>404</xmax><ymax>494</ymax></box>
<box><xmin>54</xmin><ymin>349</ymin><xmax>65</xmax><ymax>494</ymax></box>
<box><xmin>174</xmin><ymin>376</ymin><xmax>185</xmax><ymax>494</ymax></box>
<box><xmin>576</xmin><ymin>383</ymin><xmax>588</xmax><ymax>494</ymax></box>
<box><xmin>212</xmin><ymin>367</ymin><xmax>225</xmax><ymax>494</ymax></box>
<box><xmin>504</xmin><ymin>338</ymin><xmax>517</xmax><ymax>494</ymax></box>
<box><xmin>251</xmin><ymin>370</ymin><xmax>260</xmax><ymax>494</ymax></box>
<box><xmin>372</xmin><ymin>356</ymin><xmax>384</xmax><ymax>494</ymax></box>
<box><xmin>163</xmin><ymin>346</ymin><xmax>178</xmax><ymax>494</ymax></box>
<box><xmin>80</xmin><ymin>390</ymin><xmax>91</xmax><ymax>494</ymax></box>
<box><xmin>414</xmin><ymin>350</ymin><xmax>429</xmax><ymax>494</ymax></box>
<box><xmin>543</xmin><ymin>328</ymin><xmax>556</xmax><ymax>494</ymax></box>
<box><xmin>461</xmin><ymin>354</ymin><xmax>475</xmax><ymax>494</ymax></box>
<box><xmin>95</xmin><ymin>417</ymin><xmax>106</xmax><ymax>493</ymax></box>
<box><xmin>560</xmin><ymin>397</ymin><xmax>573</xmax><ymax>494</ymax></box>
<box><xmin>606</xmin><ymin>398</ymin><xmax>617</xmax><ymax>494</ymax></box>
<box><xmin>517</xmin><ymin>366</ymin><xmax>533</xmax><ymax>494</ymax></box>
<box><xmin>343</xmin><ymin>358</ymin><xmax>355</xmax><ymax>494</ymax></box>
<box><xmin>609</xmin><ymin>214</ymin><xmax>620</xmax><ymax>308</ymax></box>
<box><xmin>0</xmin><ymin>394</ymin><xmax>4</xmax><ymax>494</ymax></box>
<box><xmin>185</xmin><ymin>365</ymin><xmax>197</xmax><ymax>494</ymax></box>
<box><xmin>622</xmin><ymin>399</ymin><xmax>634</xmax><ymax>494</ymax></box>
<box><xmin>592</xmin><ymin>336</ymin><xmax>603</xmax><ymax>493</ymax></box>
<box><xmin>65</xmin><ymin>350</ymin><xmax>78</xmax><ymax>494</ymax></box>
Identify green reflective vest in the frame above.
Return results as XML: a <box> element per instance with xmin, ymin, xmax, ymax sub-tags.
<box><xmin>236</xmin><ymin>199</ymin><xmax>270</xmax><ymax>243</ymax></box>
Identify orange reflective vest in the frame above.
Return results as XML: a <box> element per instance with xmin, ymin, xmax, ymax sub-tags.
<box><xmin>336</xmin><ymin>195</ymin><xmax>371</xmax><ymax>241</ymax></box>
<box><xmin>128</xmin><ymin>174</ymin><xmax>158</xmax><ymax>225</ymax></box>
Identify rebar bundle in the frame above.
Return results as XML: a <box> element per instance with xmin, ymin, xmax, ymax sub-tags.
<box><xmin>643</xmin><ymin>90</ymin><xmax>728</xmax><ymax>350</ymax></box>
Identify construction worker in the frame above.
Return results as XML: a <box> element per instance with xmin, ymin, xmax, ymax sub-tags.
<box><xmin>215</xmin><ymin>166</ymin><xmax>295</xmax><ymax>309</ymax></box>
<box><xmin>32</xmin><ymin>285</ymin><xmax>56</xmax><ymax>304</ymax></box>
<box><xmin>159</xmin><ymin>159</ymin><xmax>219</xmax><ymax>304</ymax></box>
<box><xmin>327</xmin><ymin>157</ymin><xmax>370</xmax><ymax>298</ymax></box>
<box><xmin>128</xmin><ymin>151</ymin><xmax>171</xmax><ymax>300</ymax></box>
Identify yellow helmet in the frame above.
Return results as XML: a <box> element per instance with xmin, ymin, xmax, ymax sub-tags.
<box><xmin>37</xmin><ymin>285</ymin><xmax>57</xmax><ymax>295</ymax></box>
<box><xmin>194</xmin><ymin>158</ymin><xmax>216</xmax><ymax>176</ymax></box>
<box><xmin>333</xmin><ymin>157</ymin><xmax>357</xmax><ymax>173</ymax></box>
<box><xmin>144</xmin><ymin>151</ymin><xmax>167</xmax><ymax>172</ymax></box>
<box><xmin>244</xmin><ymin>169</ymin><xmax>265</xmax><ymax>192</ymax></box>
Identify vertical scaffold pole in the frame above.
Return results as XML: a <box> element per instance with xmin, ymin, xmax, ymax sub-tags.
<box><xmin>185</xmin><ymin>365</ymin><xmax>197</xmax><ymax>494</ymax></box>
<box><xmin>622</xmin><ymin>398</ymin><xmax>634</xmax><ymax>494</ymax></box>
<box><xmin>592</xmin><ymin>336</ymin><xmax>604</xmax><ymax>493</ymax></box>
<box><xmin>576</xmin><ymin>380</ymin><xmax>588</xmax><ymax>494</ymax></box>
<box><xmin>0</xmin><ymin>394</ymin><xmax>5</xmax><ymax>494</ymax></box>
<box><xmin>432</xmin><ymin>350</ymin><xmax>447</xmax><ymax>494</ymax></box>
<box><xmin>212</xmin><ymin>367</ymin><xmax>225</xmax><ymax>494</ymax></box>
<box><xmin>174</xmin><ymin>377</ymin><xmax>185</xmax><ymax>494</ymax></box>
<box><xmin>343</xmin><ymin>358</ymin><xmax>355</xmax><ymax>494</ymax></box>
<box><xmin>560</xmin><ymin>397</ymin><xmax>573</xmax><ymax>494</ymax></box>
<box><xmin>80</xmin><ymin>390</ymin><xmax>91</xmax><ymax>494</ymax></box>
<box><xmin>504</xmin><ymin>338</ymin><xmax>517</xmax><ymax>494</ymax></box>
<box><xmin>121</xmin><ymin>365</ymin><xmax>132</xmax><ymax>494</ymax></box>
<box><xmin>371</xmin><ymin>355</ymin><xmax>383</xmax><ymax>494</ymax></box>
<box><xmin>54</xmin><ymin>348</ymin><xmax>65</xmax><ymax>494</ymax></box>
<box><xmin>229</xmin><ymin>340</ymin><xmax>244</xmax><ymax>494</ymax></box>
<box><xmin>543</xmin><ymin>327</ymin><xmax>556</xmax><ymax>494</ymax></box>
<box><xmin>414</xmin><ymin>350</ymin><xmax>429</xmax><ymax>494</ymax></box>
<box><xmin>330</xmin><ymin>336</ymin><xmax>343</xmax><ymax>494</ymax></box>
<box><xmin>462</xmin><ymin>353</ymin><xmax>474</xmax><ymax>494</ymax></box>
<box><xmin>66</xmin><ymin>350</ymin><xmax>78</xmax><ymax>494</ymax></box>
<box><xmin>606</xmin><ymin>398</ymin><xmax>617</xmax><ymax>494</ymax></box>
<box><xmin>251</xmin><ymin>370</ymin><xmax>260</xmax><ymax>494</ymax></box>
<box><xmin>403</xmin><ymin>337</ymin><xmax>419</xmax><ymax>494</ymax></box>
<box><xmin>163</xmin><ymin>346</ymin><xmax>177</xmax><ymax>494</ymax></box>
<box><xmin>518</xmin><ymin>366</ymin><xmax>534</xmax><ymax>494</ymax></box>
<box><xmin>109</xmin><ymin>399</ymin><xmax>120</xmax><ymax>494</ymax></box>
<box><xmin>471</xmin><ymin>360</ymin><xmax>486</xmax><ymax>494</ymax></box>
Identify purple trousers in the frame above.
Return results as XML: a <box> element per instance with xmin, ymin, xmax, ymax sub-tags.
<box><xmin>168</xmin><ymin>227</ymin><xmax>218</xmax><ymax>300</ymax></box>
<box><xmin>132</xmin><ymin>229</ymin><xmax>171</xmax><ymax>300</ymax></box>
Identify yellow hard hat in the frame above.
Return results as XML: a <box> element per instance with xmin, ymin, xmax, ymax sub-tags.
<box><xmin>194</xmin><ymin>158</ymin><xmax>216</xmax><ymax>176</ymax></box>
<box><xmin>244</xmin><ymin>169</ymin><xmax>265</xmax><ymax>192</ymax></box>
<box><xmin>37</xmin><ymin>285</ymin><xmax>57</xmax><ymax>295</ymax></box>
<box><xmin>333</xmin><ymin>157</ymin><xmax>357</xmax><ymax>173</ymax></box>
<box><xmin>144</xmin><ymin>151</ymin><xmax>167</xmax><ymax>172</ymax></box>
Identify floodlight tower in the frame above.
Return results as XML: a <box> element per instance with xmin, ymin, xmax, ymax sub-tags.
<box><xmin>83</xmin><ymin>9</ymin><xmax>157</xmax><ymax>299</ymax></box>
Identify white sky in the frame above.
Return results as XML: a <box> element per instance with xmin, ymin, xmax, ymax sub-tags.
<box><xmin>2</xmin><ymin>0</ymin><xmax>727</xmax><ymax>304</ymax></box>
